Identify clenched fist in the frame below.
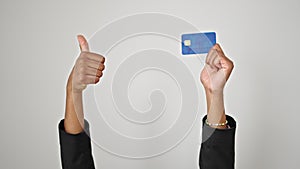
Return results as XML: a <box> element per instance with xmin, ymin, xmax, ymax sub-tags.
<box><xmin>200</xmin><ymin>44</ymin><xmax>234</xmax><ymax>93</ymax></box>
<box><xmin>67</xmin><ymin>35</ymin><xmax>105</xmax><ymax>93</ymax></box>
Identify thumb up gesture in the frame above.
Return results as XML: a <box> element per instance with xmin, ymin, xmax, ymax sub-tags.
<box><xmin>67</xmin><ymin>35</ymin><xmax>105</xmax><ymax>93</ymax></box>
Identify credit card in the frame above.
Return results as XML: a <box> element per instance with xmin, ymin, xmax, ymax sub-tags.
<box><xmin>181</xmin><ymin>32</ymin><xmax>216</xmax><ymax>55</ymax></box>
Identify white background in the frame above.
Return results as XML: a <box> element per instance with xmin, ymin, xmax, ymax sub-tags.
<box><xmin>0</xmin><ymin>0</ymin><xmax>299</xmax><ymax>168</ymax></box>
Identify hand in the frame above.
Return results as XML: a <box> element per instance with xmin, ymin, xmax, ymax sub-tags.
<box><xmin>64</xmin><ymin>35</ymin><xmax>105</xmax><ymax>134</ymax></box>
<box><xmin>200</xmin><ymin>44</ymin><xmax>234</xmax><ymax>93</ymax></box>
<box><xmin>67</xmin><ymin>35</ymin><xmax>105</xmax><ymax>93</ymax></box>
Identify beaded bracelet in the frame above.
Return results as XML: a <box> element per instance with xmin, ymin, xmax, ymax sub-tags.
<box><xmin>205</xmin><ymin>119</ymin><xmax>228</xmax><ymax>127</ymax></box>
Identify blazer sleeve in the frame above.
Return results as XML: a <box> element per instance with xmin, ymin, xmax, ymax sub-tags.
<box><xmin>199</xmin><ymin>115</ymin><xmax>236</xmax><ymax>169</ymax></box>
<box><xmin>58</xmin><ymin>120</ymin><xmax>95</xmax><ymax>169</ymax></box>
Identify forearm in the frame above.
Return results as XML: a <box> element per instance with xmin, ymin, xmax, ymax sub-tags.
<box><xmin>200</xmin><ymin>91</ymin><xmax>236</xmax><ymax>169</ymax></box>
<box><xmin>205</xmin><ymin>89</ymin><xmax>227</xmax><ymax>129</ymax></box>
<box><xmin>64</xmin><ymin>88</ymin><xmax>85</xmax><ymax>134</ymax></box>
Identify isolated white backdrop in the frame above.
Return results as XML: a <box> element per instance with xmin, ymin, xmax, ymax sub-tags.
<box><xmin>0</xmin><ymin>0</ymin><xmax>299</xmax><ymax>169</ymax></box>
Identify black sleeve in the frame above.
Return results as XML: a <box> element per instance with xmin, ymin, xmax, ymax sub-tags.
<box><xmin>199</xmin><ymin>115</ymin><xmax>236</xmax><ymax>169</ymax></box>
<box><xmin>58</xmin><ymin>116</ymin><xmax>235</xmax><ymax>169</ymax></box>
<box><xmin>58</xmin><ymin>120</ymin><xmax>95</xmax><ymax>169</ymax></box>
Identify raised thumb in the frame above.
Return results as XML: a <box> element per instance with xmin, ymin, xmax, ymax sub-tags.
<box><xmin>77</xmin><ymin>35</ymin><xmax>90</xmax><ymax>52</ymax></box>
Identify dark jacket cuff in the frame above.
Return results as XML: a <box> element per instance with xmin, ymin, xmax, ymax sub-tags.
<box><xmin>58</xmin><ymin>119</ymin><xmax>95</xmax><ymax>169</ymax></box>
<box><xmin>200</xmin><ymin>115</ymin><xmax>236</xmax><ymax>169</ymax></box>
<box><xmin>202</xmin><ymin>115</ymin><xmax>236</xmax><ymax>145</ymax></box>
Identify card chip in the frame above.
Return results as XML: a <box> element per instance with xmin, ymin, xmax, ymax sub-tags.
<box><xmin>184</xmin><ymin>40</ymin><xmax>191</xmax><ymax>46</ymax></box>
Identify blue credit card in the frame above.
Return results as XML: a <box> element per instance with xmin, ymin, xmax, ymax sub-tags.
<box><xmin>181</xmin><ymin>32</ymin><xmax>216</xmax><ymax>55</ymax></box>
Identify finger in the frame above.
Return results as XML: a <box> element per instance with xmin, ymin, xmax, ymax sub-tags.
<box><xmin>205</xmin><ymin>47</ymin><xmax>213</xmax><ymax>64</ymax></box>
<box><xmin>97</xmin><ymin>63</ymin><xmax>105</xmax><ymax>71</ymax></box>
<box><xmin>206</xmin><ymin>49</ymin><xmax>218</xmax><ymax>69</ymax></box>
<box><xmin>206</xmin><ymin>46</ymin><xmax>218</xmax><ymax>64</ymax></box>
<box><xmin>212</xmin><ymin>55</ymin><xmax>222</xmax><ymax>69</ymax></box>
<box><xmin>85</xmin><ymin>61</ymin><xmax>105</xmax><ymax>71</ymax></box>
<box><xmin>81</xmin><ymin>75</ymin><xmax>101</xmax><ymax>84</ymax></box>
<box><xmin>220</xmin><ymin>57</ymin><xmax>232</xmax><ymax>70</ymax></box>
<box><xmin>83</xmin><ymin>52</ymin><xmax>105</xmax><ymax>63</ymax></box>
<box><xmin>212</xmin><ymin>44</ymin><xmax>232</xmax><ymax>69</ymax></box>
<box><xmin>214</xmin><ymin>44</ymin><xmax>233</xmax><ymax>69</ymax></box>
<box><xmin>100</xmin><ymin>56</ymin><xmax>105</xmax><ymax>63</ymax></box>
<box><xmin>95</xmin><ymin>70</ymin><xmax>103</xmax><ymax>78</ymax></box>
<box><xmin>77</xmin><ymin>35</ymin><xmax>90</xmax><ymax>52</ymax></box>
<box><xmin>214</xmin><ymin>43</ymin><xmax>226</xmax><ymax>57</ymax></box>
<box><xmin>87</xmin><ymin>68</ymin><xmax>103</xmax><ymax>78</ymax></box>
<box><xmin>214</xmin><ymin>43</ymin><xmax>232</xmax><ymax>63</ymax></box>
<box><xmin>216</xmin><ymin>49</ymin><xmax>233</xmax><ymax>79</ymax></box>
<box><xmin>90</xmin><ymin>54</ymin><xmax>105</xmax><ymax>64</ymax></box>
<box><xmin>82</xmin><ymin>66</ymin><xmax>103</xmax><ymax>77</ymax></box>
<box><xmin>203</xmin><ymin>64</ymin><xmax>214</xmax><ymax>73</ymax></box>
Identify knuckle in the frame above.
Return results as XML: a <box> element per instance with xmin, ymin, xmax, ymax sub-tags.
<box><xmin>96</xmin><ymin>70</ymin><xmax>101</xmax><ymax>76</ymax></box>
<box><xmin>95</xmin><ymin>77</ymin><xmax>100</xmax><ymax>83</ymax></box>
<box><xmin>99</xmin><ymin>71</ymin><xmax>103</xmax><ymax>77</ymax></box>
<box><xmin>100</xmin><ymin>56</ymin><xmax>105</xmax><ymax>63</ymax></box>
<box><xmin>229</xmin><ymin>60</ymin><xmax>234</xmax><ymax>67</ymax></box>
<box><xmin>99</xmin><ymin>64</ymin><xmax>105</xmax><ymax>70</ymax></box>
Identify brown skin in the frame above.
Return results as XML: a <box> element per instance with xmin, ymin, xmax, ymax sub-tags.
<box><xmin>64</xmin><ymin>36</ymin><xmax>233</xmax><ymax>134</ymax></box>
<box><xmin>200</xmin><ymin>44</ymin><xmax>234</xmax><ymax>129</ymax></box>
<box><xmin>64</xmin><ymin>35</ymin><xmax>105</xmax><ymax>134</ymax></box>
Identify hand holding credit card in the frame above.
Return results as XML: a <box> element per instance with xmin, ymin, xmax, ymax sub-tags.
<box><xmin>181</xmin><ymin>32</ymin><xmax>216</xmax><ymax>55</ymax></box>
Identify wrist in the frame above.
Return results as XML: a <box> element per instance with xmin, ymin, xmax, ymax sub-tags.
<box><xmin>66</xmin><ymin>90</ymin><xmax>83</xmax><ymax>100</ymax></box>
<box><xmin>205</xmin><ymin>88</ymin><xmax>223</xmax><ymax>98</ymax></box>
<box><xmin>66</xmin><ymin>83</ymin><xmax>83</xmax><ymax>95</ymax></box>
